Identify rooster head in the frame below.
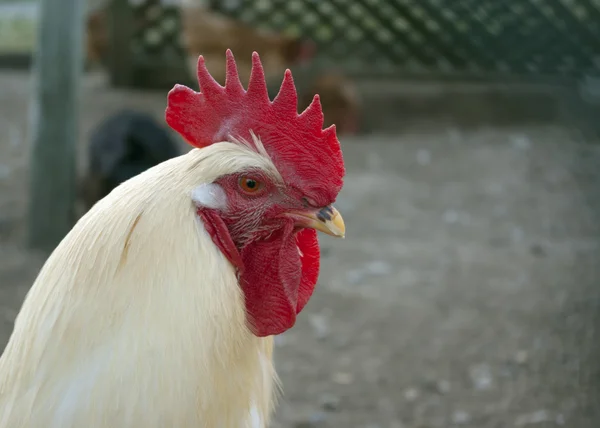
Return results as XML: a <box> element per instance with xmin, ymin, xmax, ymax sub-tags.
<box><xmin>165</xmin><ymin>50</ymin><xmax>345</xmax><ymax>337</ymax></box>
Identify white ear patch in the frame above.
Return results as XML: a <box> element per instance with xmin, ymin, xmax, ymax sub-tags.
<box><xmin>191</xmin><ymin>183</ymin><xmax>228</xmax><ymax>210</ymax></box>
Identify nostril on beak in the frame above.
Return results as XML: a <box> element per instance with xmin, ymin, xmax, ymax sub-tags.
<box><xmin>316</xmin><ymin>206</ymin><xmax>333</xmax><ymax>223</ymax></box>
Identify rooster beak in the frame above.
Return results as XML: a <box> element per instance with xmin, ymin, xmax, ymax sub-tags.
<box><xmin>286</xmin><ymin>205</ymin><xmax>346</xmax><ymax>238</ymax></box>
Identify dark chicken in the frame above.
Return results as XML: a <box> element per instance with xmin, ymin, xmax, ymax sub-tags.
<box><xmin>81</xmin><ymin>110</ymin><xmax>181</xmax><ymax>211</ymax></box>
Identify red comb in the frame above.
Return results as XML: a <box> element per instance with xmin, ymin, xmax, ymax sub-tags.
<box><xmin>165</xmin><ymin>50</ymin><xmax>345</xmax><ymax>201</ymax></box>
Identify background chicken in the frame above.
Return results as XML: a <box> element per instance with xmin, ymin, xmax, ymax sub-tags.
<box><xmin>83</xmin><ymin>1</ymin><xmax>360</xmax><ymax>137</ymax></box>
<box><xmin>300</xmin><ymin>71</ymin><xmax>361</xmax><ymax>136</ymax></box>
<box><xmin>178</xmin><ymin>3</ymin><xmax>358</xmax><ymax>135</ymax></box>
<box><xmin>179</xmin><ymin>4</ymin><xmax>315</xmax><ymax>87</ymax></box>
<box><xmin>0</xmin><ymin>51</ymin><xmax>345</xmax><ymax>427</ymax></box>
<box><xmin>80</xmin><ymin>109</ymin><xmax>181</xmax><ymax>213</ymax></box>
<box><xmin>84</xmin><ymin>2</ymin><xmax>314</xmax><ymax>86</ymax></box>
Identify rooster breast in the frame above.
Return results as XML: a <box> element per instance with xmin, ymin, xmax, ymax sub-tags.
<box><xmin>0</xmin><ymin>149</ymin><xmax>277</xmax><ymax>427</ymax></box>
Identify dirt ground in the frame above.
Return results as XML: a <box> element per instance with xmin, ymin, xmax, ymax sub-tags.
<box><xmin>1</xmin><ymin>70</ymin><xmax>600</xmax><ymax>428</ymax></box>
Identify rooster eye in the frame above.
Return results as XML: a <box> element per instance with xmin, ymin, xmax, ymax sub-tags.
<box><xmin>239</xmin><ymin>176</ymin><xmax>263</xmax><ymax>193</ymax></box>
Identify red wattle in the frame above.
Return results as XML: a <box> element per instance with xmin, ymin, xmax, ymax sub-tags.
<box><xmin>199</xmin><ymin>209</ymin><xmax>321</xmax><ymax>337</ymax></box>
<box><xmin>294</xmin><ymin>228</ymin><xmax>320</xmax><ymax>313</ymax></box>
<box><xmin>239</xmin><ymin>225</ymin><xmax>320</xmax><ymax>337</ymax></box>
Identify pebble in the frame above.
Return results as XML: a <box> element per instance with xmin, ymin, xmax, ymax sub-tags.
<box><xmin>403</xmin><ymin>387</ymin><xmax>419</xmax><ymax>402</ymax></box>
<box><xmin>309</xmin><ymin>314</ymin><xmax>330</xmax><ymax>340</ymax></box>
<box><xmin>416</xmin><ymin>149</ymin><xmax>431</xmax><ymax>165</ymax></box>
<box><xmin>345</xmin><ymin>260</ymin><xmax>392</xmax><ymax>285</ymax></box>
<box><xmin>422</xmin><ymin>378</ymin><xmax>451</xmax><ymax>395</ymax></box>
<box><xmin>514</xmin><ymin>350</ymin><xmax>529</xmax><ymax>365</ymax></box>
<box><xmin>346</xmin><ymin>269</ymin><xmax>365</xmax><ymax>285</ymax></box>
<box><xmin>510</xmin><ymin>134</ymin><xmax>531</xmax><ymax>150</ymax></box>
<box><xmin>442</xmin><ymin>209</ymin><xmax>471</xmax><ymax>225</ymax></box>
<box><xmin>365</xmin><ymin>260</ymin><xmax>392</xmax><ymax>276</ymax></box>
<box><xmin>436</xmin><ymin>379</ymin><xmax>451</xmax><ymax>394</ymax></box>
<box><xmin>486</xmin><ymin>182</ymin><xmax>505</xmax><ymax>195</ymax></box>
<box><xmin>451</xmin><ymin>410</ymin><xmax>471</xmax><ymax>425</ymax></box>
<box><xmin>318</xmin><ymin>393</ymin><xmax>340</xmax><ymax>412</ymax></box>
<box><xmin>332</xmin><ymin>371</ymin><xmax>354</xmax><ymax>385</ymax></box>
<box><xmin>443</xmin><ymin>210</ymin><xmax>459</xmax><ymax>224</ymax></box>
<box><xmin>469</xmin><ymin>364</ymin><xmax>493</xmax><ymax>391</ymax></box>
<box><xmin>510</xmin><ymin>227</ymin><xmax>524</xmax><ymax>243</ymax></box>
<box><xmin>515</xmin><ymin>410</ymin><xmax>550</xmax><ymax>426</ymax></box>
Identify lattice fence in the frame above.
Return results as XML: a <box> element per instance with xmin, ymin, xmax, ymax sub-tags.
<box><xmin>207</xmin><ymin>0</ymin><xmax>600</xmax><ymax>79</ymax></box>
<box><xmin>105</xmin><ymin>0</ymin><xmax>188</xmax><ymax>87</ymax></box>
<box><xmin>129</xmin><ymin>0</ymin><xmax>182</xmax><ymax>60</ymax></box>
<box><xmin>112</xmin><ymin>0</ymin><xmax>600</xmax><ymax>86</ymax></box>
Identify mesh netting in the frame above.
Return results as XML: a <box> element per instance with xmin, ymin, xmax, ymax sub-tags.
<box><xmin>207</xmin><ymin>0</ymin><xmax>600</xmax><ymax>77</ymax></box>
<box><xmin>125</xmin><ymin>0</ymin><xmax>600</xmax><ymax>78</ymax></box>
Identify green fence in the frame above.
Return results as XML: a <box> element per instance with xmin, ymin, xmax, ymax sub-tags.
<box><xmin>4</xmin><ymin>0</ymin><xmax>599</xmax><ymax>85</ymax></box>
<box><xmin>206</xmin><ymin>0</ymin><xmax>600</xmax><ymax>79</ymax></box>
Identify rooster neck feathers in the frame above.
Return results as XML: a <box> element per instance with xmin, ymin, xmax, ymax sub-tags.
<box><xmin>0</xmin><ymin>149</ymin><xmax>279</xmax><ymax>427</ymax></box>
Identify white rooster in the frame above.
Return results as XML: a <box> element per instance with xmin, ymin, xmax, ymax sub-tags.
<box><xmin>0</xmin><ymin>50</ymin><xmax>345</xmax><ymax>427</ymax></box>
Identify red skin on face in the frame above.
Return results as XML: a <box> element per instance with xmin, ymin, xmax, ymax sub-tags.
<box><xmin>197</xmin><ymin>172</ymin><xmax>320</xmax><ymax>337</ymax></box>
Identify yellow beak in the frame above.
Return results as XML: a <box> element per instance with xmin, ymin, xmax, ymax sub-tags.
<box><xmin>286</xmin><ymin>205</ymin><xmax>346</xmax><ymax>238</ymax></box>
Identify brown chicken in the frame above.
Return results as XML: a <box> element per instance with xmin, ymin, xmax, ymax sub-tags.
<box><xmin>300</xmin><ymin>71</ymin><xmax>361</xmax><ymax>136</ymax></box>
<box><xmin>180</xmin><ymin>5</ymin><xmax>314</xmax><ymax>86</ymax></box>
<box><xmin>86</xmin><ymin>4</ymin><xmax>314</xmax><ymax>85</ymax></box>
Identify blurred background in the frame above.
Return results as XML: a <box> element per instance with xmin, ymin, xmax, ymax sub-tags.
<box><xmin>1</xmin><ymin>0</ymin><xmax>600</xmax><ymax>426</ymax></box>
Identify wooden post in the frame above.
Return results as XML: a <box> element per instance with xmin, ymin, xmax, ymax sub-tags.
<box><xmin>27</xmin><ymin>0</ymin><xmax>85</xmax><ymax>251</ymax></box>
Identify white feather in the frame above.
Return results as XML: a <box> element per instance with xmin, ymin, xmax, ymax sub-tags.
<box><xmin>248</xmin><ymin>405</ymin><xmax>262</xmax><ymax>428</ymax></box>
<box><xmin>51</xmin><ymin>347</ymin><xmax>107</xmax><ymax>427</ymax></box>
<box><xmin>245</xmin><ymin>351</ymin><xmax>273</xmax><ymax>428</ymax></box>
<box><xmin>0</xmin><ymin>142</ymin><xmax>280</xmax><ymax>427</ymax></box>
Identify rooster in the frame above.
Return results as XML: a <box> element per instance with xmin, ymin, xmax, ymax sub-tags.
<box><xmin>0</xmin><ymin>50</ymin><xmax>345</xmax><ymax>427</ymax></box>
